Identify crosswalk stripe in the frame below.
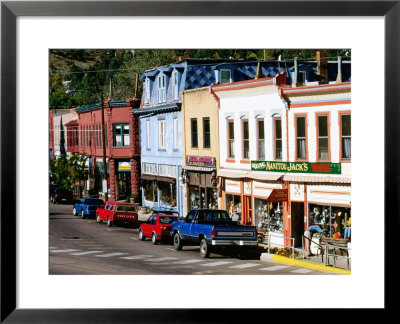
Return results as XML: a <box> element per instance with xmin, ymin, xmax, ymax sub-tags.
<box><xmin>70</xmin><ymin>251</ymin><xmax>103</xmax><ymax>256</ymax></box>
<box><xmin>229</xmin><ymin>263</ymin><xmax>260</xmax><ymax>269</ymax></box>
<box><xmin>173</xmin><ymin>259</ymin><xmax>203</xmax><ymax>265</ymax></box>
<box><xmin>50</xmin><ymin>249</ymin><xmax>80</xmax><ymax>253</ymax></box>
<box><xmin>145</xmin><ymin>257</ymin><xmax>178</xmax><ymax>262</ymax></box>
<box><xmin>121</xmin><ymin>255</ymin><xmax>153</xmax><ymax>260</ymax></box>
<box><xmin>200</xmin><ymin>261</ymin><xmax>233</xmax><ymax>267</ymax></box>
<box><xmin>259</xmin><ymin>265</ymin><xmax>290</xmax><ymax>271</ymax></box>
<box><xmin>291</xmin><ymin>268</ymin><xmax>313</xmax><ymax>274</ymax></box>
<box><xmin>49</xmin><ymin>247</ymin><xmax>57</xmax><ymax>249</ymax></box>
<box><xmin>94</xmin><ymin>252</ymin><xmax>129</xmax><ymax>258</ymax></box>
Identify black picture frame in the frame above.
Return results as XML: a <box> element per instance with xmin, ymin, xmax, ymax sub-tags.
<box><xmin>1</xmin><ymin>0</ymin><xmax>397</xmax><ymax>322</ymax></box>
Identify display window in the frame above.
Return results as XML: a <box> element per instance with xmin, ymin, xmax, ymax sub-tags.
<box><xmin>308</xmin><ymin>203</ymin><xmax>351</xmax><ymax>238</ymax></box>
<box><xmin>254</xmin><ymin>198</ymin><xmax>283</xmax><ymax>233</ymax></box>
<box><xmin>143</xmin><ymin>180</ymin><xmax>157</xmax><ymax>202</ymax></box>
<box><xmin>158</xmin><ymin>181</ymin><xmax>176</xmax><ymax>207</ymax></box>
<box><xmin>225</xmin><ymin>194</ymin><xmax>241</xmax><ymax>218</ymax></box>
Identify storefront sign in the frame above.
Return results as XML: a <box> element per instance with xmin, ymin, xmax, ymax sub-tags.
<box><xmin>251</xmin><ymin>161</ymin><xmax>341</xmax><ymax>174</ymax></box>
<box><xmin>118</xmin><ymin>161</ymin><xmax>131</xmax><ymax>172</ymax></box>
<box><xmin>187</xmin><ymin>156</ymin><xmax>215</xmax><ymax>167</ymax></box>
<box><xmin>267</xmin><ymin>189</ymin><xmax>288</xmax><ymax>202</ymax></box>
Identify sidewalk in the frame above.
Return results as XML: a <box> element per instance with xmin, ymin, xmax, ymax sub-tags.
<box><xmin>259</xmin><ymin>243</ymin><xmax>351</xmax><ymax>274</ymax></box>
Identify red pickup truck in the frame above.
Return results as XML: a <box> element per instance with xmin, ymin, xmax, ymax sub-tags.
<box><xmin>96</xmin><ymin>201</ymin><xmax>138</xmax><ymax>227</ymax></box>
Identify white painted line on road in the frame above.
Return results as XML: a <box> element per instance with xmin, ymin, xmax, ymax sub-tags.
<box><xmin>94</xmin><ymin>252</ymin><xmax>129</xmax><ymax>258</ymax></box>
<box><xmin>166</xmin><ymin>248</ymin><xmax>176</xmax><ymax>251</ymax></box>
<box><xmin>106</xmin><ymin>229</ymin><xmax>112</xmax><ymax>232</ymax></box>
<box><xmin>173</xmin><ymin>259</ymin><xmax>203</xmax><ymax>265</ymax></box>
<box><xmin>145</xmin><ymin>257</ymin><xmax>178</xmax><ymax>262</ymax></box>
<box><xmin>87</xmin><ymin>221</ymin><xmax>93</xmax><ymax>223</ymax></box>
<box><xmin>130</xmin><ymin>237</ymin><xmax>138</xmax><ymax>240</ymax></box>
<box><xmin>200</xmin><ymin>261</ymin><xmax>233</xmax><ymax>267</ymax></box>
<box><xmin>291</xmin><ymin>268</ymin><xmax>313</xmax><ymax>274</ymax></box>
<box><xmin>229</xmin><ymin>263</ymin><xmax>260</xmax><ymax>269</ymax></box>
<box><xmin>50</xmin><ymin>249</ymin><xmax>80</xmax><ymax>253</ymax></box>
<box><xmin>70</xmin><ymin>251</ymin><xmax>103</xmax><ymax>256</ymax></box>
<box><xmin>259</xmin><ymin>265</ymin><xmax>290</xmax><ymax>271</ymax></box>
<box><xmin>49</xmin><ymin>247</ymin><xmax>57</xmax><ymax>249</ymax></box>
<box><xmin>121</xmin><ymin>255</ymin><xmax>153</xmax><ymax>260</ymax></box>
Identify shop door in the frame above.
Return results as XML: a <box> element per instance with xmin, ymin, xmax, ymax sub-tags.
<box><xmin>117</xmin><ymin>171</ymin><xmax>131</xmax><ymax>200</ymax></box>
<box><xmin>291</xmin><ymin>202</ymin><xmax>304</xmax><ymax>247</ymax></box>
<box><xmin>242</xmin><ymin>196</ymin><xmax>253</xmax><ymax>225</ymax></box>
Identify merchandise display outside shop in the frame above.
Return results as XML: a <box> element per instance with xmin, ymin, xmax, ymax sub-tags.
<box><xmin>254</xmin><ymin>199</ymin><xmax>283</xmax><ymax>234</ymax></box>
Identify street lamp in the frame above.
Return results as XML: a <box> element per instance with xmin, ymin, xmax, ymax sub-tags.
<box><xmin>66</xmin><ymin>89</ymin><xmax>108</xmax><ymax>202</ymax></box>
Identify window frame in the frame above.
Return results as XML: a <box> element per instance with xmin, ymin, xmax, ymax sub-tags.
<box><xmin>158</xmin><ymin>74</ymin><xmax>166</xmax><ymax>103</ymax></box>
<box><xmin>274</xmin><ymin>117</ymin><xmax>282</xmax><ymax>161</ymax></box>
<box><xmin>113</xmin><ymin>123</ymin><xmax>130</xmax><ymax>147</ymax></box>
<box><xmin>227</xmin><ymin>119</ymin><xmax>235</xmax><ymax>159</ymax></box>
<box><xmin>172</xmin><ymin>70</ymin><xmax>179</xmax><ymax>101</ymax></box>
<box><xmin>294</xmin><ymin>113</ymin><xmax>308</xmax><ymax>161</ymax></box>
<box><xmin>191</xmin><ymin>118</ymin><xmax>198</xmax><ymax>148</ymax></box>
<box><xmin>146</xmin><ymin>119</ymin><xmax>151</xmax><ymax>150</ymax></box>
<box><xmin>145</xmin><ymin>78</ymin><xmax>151</xmax><ymax>104</ymax></box>
<box><xmin>339</xmin><ymin>111</ymin><xmax>351</xmax><ymax>162</ymax></box>
<box><xmin>257</xmin><ymin>118</ymin><xmax>265</xmax><ymax>160</ymax></box>
<box><xmin>203</xmin><ymin>117</ymin><xmax>211</xmax><ymax>149</ymax></box>
<box><xmin>220</xmin><ymin>69</ymin><xmax>231</xmax><ymax>84</ymax></box>
<box><xmin>242</xmin><ymin>118</ymin><xmax>249</xmax><ymax>160</ymax></box>
<box><xmin>173</xmin><ymin>117</ymin><xmax>179</xmax><ymax>150</ymax></box>
<box><xmin>158</xmin><ymin>119</ymin><xmax>166</xmax><ymax>150</ymax></box>
<box><xmin>316</xmin><ymin>112</ymin><xmax>331</xmax><ymax>162</ymax></box>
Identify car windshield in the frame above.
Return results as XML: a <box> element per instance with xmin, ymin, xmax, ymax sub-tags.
<box><xmin>115</xmin><ymin>205</ymin><xmax>137</xmax><ymax>212</ymax></box>
<box><xmin>85</xmin><ymin>199</ymin><xmax>103</xmax><ymax>205</ymax></box>
<box><xmin>198</xmin><ymin>211</ymin><xmax>230</xmax><ymax>221</ymax></box>
<box><xmin>159</xmin><ymin>216</ymin><xmax>178</xmax><ymax>224</ymax></box>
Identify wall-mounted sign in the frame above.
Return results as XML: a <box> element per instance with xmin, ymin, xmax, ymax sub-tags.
<box><xmin>187</xmin><ymin>156</ymin><xmax>215</xmax><ymax>167</ymax></box>
<box><xmin>267</xmin><ymin>189</ymin><xmax>288</xmax><ymax>202</ymax></box>
<box><xmin>118</xmin><ymin>161</ymin><xmax>131</xmax><ymax>172</ymax></box>
<box><xmin>251</xmin><ymin>161</ymin><xmax>341</xmax><ymax>174</ymax></box>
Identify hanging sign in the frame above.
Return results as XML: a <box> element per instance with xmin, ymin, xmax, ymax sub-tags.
<box><xmin>118</xmin><ymin>161</ymin><xmax>131</xmax><ymax>172</ymax></box>
<box><xmin>251</xmin><ymin>161</ymin><xmax>341</xmax><ymax>174</ymax></box>
<box><xmin>267</xmin><ymin>189</ymin><xmax>288</xmax><ymax>202</ymax></box>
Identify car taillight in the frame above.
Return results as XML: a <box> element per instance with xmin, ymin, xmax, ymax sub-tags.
<box><xmin>210</xmin><ymin>229</ymin><xmax>215</xmax><ymax>238</ymax></box>
<box><xmin>55</xmin><ymin>194</ymin><xmax>59</xmax><ymax>198</ymax></box>
<box><xmin>161</xmin><ymin>226</ymin><xmax>168</xmax><ymax>231</ymax></box>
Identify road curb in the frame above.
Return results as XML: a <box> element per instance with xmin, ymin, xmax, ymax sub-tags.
<box><xmin>260</xmin><ymin>253</ymin><xmax>351</xmax><ymax>275</ymax></box>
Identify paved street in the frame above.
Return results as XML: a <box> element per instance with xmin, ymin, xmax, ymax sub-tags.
<box><xmin>49</xmin><ymin>203</ymin><xmax>327</xmax><ymax>275</ymax></box>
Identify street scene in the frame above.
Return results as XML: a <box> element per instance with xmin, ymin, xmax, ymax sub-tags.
<box><xmin>49</xmin><ymin>49</ymin><xmax>351</xmax><ymax>275</ymax></box>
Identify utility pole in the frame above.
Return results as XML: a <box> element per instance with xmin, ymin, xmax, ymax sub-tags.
<box><xmin>101</xmin><ymin>93</ymin><xmax>108</xmax><ymax>202</ymax></box>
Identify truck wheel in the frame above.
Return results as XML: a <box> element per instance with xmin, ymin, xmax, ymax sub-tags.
<box><xmin>81</xmin><ymin>210</ymin><xmax>86</xmax><ymax>219</ymax></box>
<box><xmin>107</xmin><ymin>217</ymin><xmax>113</xmax><ymax>227</ymax></box>
<box><xmin>139</xmin><ymin>229</ymin><xmax>145</xmax><ymax>240</ymax></box>
<box><xmin>173</xmin><ymin>233</ymin><xmax>183</xmax><ymax>251</ymax></box>
<box><xmin>152</xmin><ymin>233</ymin><xmax>158</xmax><ymax>245</ymax></box>
<box><xmin>73</xmin><ymin>208</ymin><xmax>77</xmax><ymax>216</ymax></box>
<box><xmin>200</xmin><ymin>239</ymin><xmax>211</xmax><ymax>258</ymax></box>
<box><xmin>96</xmin><ymin>214</ymin><xmax>102</xmax><ymax>223</ymax></box>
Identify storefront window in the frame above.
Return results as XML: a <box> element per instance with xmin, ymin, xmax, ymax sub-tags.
<box><xmin>225</xmin><ymin>194</ymin><xmax>241</xmax><ymax>218</ymax></box>
<box><xmin>143</xmin><ymin>180</ymin><xmax>157</xmax><ymax>202</ymax></box>
<box><xmin>308</xmin><ymin>204</ymin><xmax>351</xmax><ymax>238</ymax></box>
<box><xmin>159</xmin><ymin>181</ymin><xmax>176</xmax><ymax>207</ymax></box>
<box><xmin>254</xmin><ymin>198</ymin><xmax>283</xmax><ymax>233</ymax></box>
<box><xmin>189</xmin><ymin>186</ymin><xmax>201</xmax><ymax>210</ymax></box>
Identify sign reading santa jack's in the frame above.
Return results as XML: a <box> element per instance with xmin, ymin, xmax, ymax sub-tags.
<box><xmin>251</xmin><ymin>161</ymin><xmax>341</xmax><ymax>174</ymax></box>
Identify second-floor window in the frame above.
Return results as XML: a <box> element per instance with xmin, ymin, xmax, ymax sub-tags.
<box><xmin>228</xmin><ymin>120</ymin><xmax>235</xmax><ymax>158</ymax></box>
<box><xmin>203</xmin><ymin>117</ymin><xmax>210</xmax><ymax>148</ymax></box>
<box><xmin>317</xmin><ymin>114</ymin><xmax>329</xmax><ymax>161</ymax></box>
<box><xmin>341</xmin><ymin>113</ymin><xmax>351</xmax><ymax>160</ymax></box>
<box><xmin>257</xmin><ymin>119</ymin><xmax>265</xmax><ymax>159</ymax></box>
<box><xmin>146</xmin><ymin>119</ymin><xmax>151</xmax><ymax>149</ymax></box>
<box><xmin>113</xmin><ymin>124</ymin><xmax>130</xmax><ymax>147</ymax></box>
<box><xmin>275</xmin><ymin>118</ymin><xmax>282</xmax><ymax>160</ymax></box>
<box><xmin>145</xmin><ymin>78</ymin><xmax>150</xmax><ymax>104</ymax></box>
<box><xmin>296</xmin><ymin>115</ymin><xmax>307</xmax><ymax>160</ymax></box>
<box><xmin>242</xmin><ymin>119</ymin><xmax>249</xmax><ymax>159</ymax></box>
<box><xmin>191</xmin><ymin>118</ymin><xmax>198</xmax><ymax>148</ymax></box>
<box><xmin>158</xmin><ymin>119</ymin><xmax>166</xmax><ymax>149</ymax></box>
<box><xmin>172</xmin><ymin>71</ymin><xmax>179</xmax><ymax>100</ymax></box>
<box><xmin>158</xmin><ymin>74</ymin><xmax>166</xmax><ymax>103</ymax></box>
<box><xmin>173</xmin><ymin>118</ymin><xmax>179</xmax><ymax>150</ymax></box>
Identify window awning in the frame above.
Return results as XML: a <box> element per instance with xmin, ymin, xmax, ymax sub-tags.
<box><xmin>133</xmin><ymin>103</ymin><xmax>181</xmax><ymax>116</ymax></box>
<box><xmin>217</xmin><ymin>169</ymin><xmax>283</xmax><ymax>182</ymax></box>
<box><xmin>183</xmin><ymin>165</ymin><xmax>215</xmax><ymax>173</ymax></box>
<box><xmin>282</xmin><ymin>174</ymin><xmax>351</xmax><ymax>184</ymax></box>
<box><xmin>141</xmin><ymin>173</ymin><xmax>176</xmax><ymax>183</ymax></box>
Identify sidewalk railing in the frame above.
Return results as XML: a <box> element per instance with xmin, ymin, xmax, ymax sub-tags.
<box><xmin>302</xmin><ymin>235</ymin><xmax>324</xmax><ymax>262</ymax></box>
<box><xmin>267</xmin><ymin>232</ymin><xmax>295</xmax><ymax>259</ymax></box>
<box><xmin>324</xmin><ymin>243</ymin><xmax>351</xmax><ymax>270</ymax></box>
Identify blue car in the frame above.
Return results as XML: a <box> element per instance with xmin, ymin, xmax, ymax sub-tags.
<box><xmin>73</xmin><ymin>197</ymin><xmax>104</xmax><ymax>219</ymax></box>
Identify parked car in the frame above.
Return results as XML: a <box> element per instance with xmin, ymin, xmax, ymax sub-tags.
<box><xmin>51</xmin><ymin>188</ymin><xmax>73</xmax><ymax>204</ymax></box>
<box><xmin>95</xmin><ymin>201</ymin><xmax>138</xmax><ymax>227</ymax></box>
<box><xmin>170</xmin><ymin>209</ymin><xmax>258</xmax><ymax>258</ymax></box>
<box><xmin>139</xmin><ymin>213</ymin><xmax>179</xmax><ymax>244</ymax></box>
<box><xmin>73</xmin><ymin>197</ymin><xmax>104</xmax><ymax>219</ymax></box>
<box><xmin>49</xmin><ymin>184</ymin><xmax>59</xmax><ymax>198</ymax></box>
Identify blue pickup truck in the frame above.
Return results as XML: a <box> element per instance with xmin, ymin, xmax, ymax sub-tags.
<box><xmin>170</xmin><ymin>209</ymin><xmax>258</xmax><ymax>258</ymax></box>
<box><xmin>73</xmin><ymin>197</ymin><xmax>104</xmax><ymax>219</ymax></box>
